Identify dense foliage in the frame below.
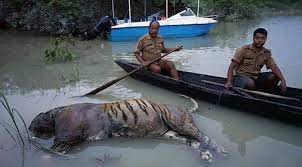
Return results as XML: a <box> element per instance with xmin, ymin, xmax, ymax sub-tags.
<box><xmin>184</xmin><ymin>0</ymin><xmax>302</xmax><ymax>20</ymax></box>
<box><xmin>6</xmin><ymin>0</ymin><xmax>302</xmax><ymax>20</ymax></box>
<box><xmin>1</xmin><ymin>0</ymin><xmax>301</xmax><ymax>35</ymax></box>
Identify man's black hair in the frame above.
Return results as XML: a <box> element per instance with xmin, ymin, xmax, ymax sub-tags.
<box><xmin>149</xmin><ymin>20</ymin><xmax>160</xmax><ymax>27</ymax></box>
<box><xmin>253</xmin><ymin>28</ymin><xmax>267</xmax><ymax>37</ymax></box>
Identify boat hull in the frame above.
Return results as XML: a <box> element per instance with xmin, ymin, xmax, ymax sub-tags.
<box><xmin>115</xmin><ymin>60</ymin><xmax>302</xmax><ymax>124</ymax></box>
<box><xmin>109</xmin><ymin>23</ymin><xmax>215</xmax><ymax>41</ymax></box>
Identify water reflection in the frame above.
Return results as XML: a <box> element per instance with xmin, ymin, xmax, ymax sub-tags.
<box><xmin>73</xmin><ymin>138</ymin><xmax>187</xmax><ymax>153</ymax></box>
<box><xmin>197</xmin><ymin>102</ymin><xmax>302</xmax><ymax>157</ymax></box>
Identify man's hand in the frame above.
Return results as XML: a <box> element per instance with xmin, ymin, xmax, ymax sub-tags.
<box><xmin>279</xmin><ymin>80</ymin><xmax>287</xmax><ymax>94</ymax></box>
<box><xmin>224</xmin><ymin>81</ymin><xmax>233</xmax><ymax>89</ymax></box>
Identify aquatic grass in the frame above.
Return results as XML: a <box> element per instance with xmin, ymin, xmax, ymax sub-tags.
<box><xmin>73</xmin><ymin>60</ymin><xmax>80</xmax><ymax>84</ymax></box>
<box><xmin>13</xmin><ymin>108</ymin><xmax>31</xmax><ymax>146</ymax></box>
<box><xmin>0</xmin><ymin>121</ymin><xmax>18</xmax><ymax>147</ymax></box>
<box><xmin>2</xmin><ymin>120</ymin><xmax>25</xmax><ymax>146</ymax></box>
<box><xmin>0</xmin><ymin>94</ymin><xmax>25</xmax><ymax>146</ymax></box>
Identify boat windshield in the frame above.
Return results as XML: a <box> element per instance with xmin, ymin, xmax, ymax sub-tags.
<box><xmin>180</xmin><ymin>9</ymin><xmax>195</xmax><ymax>16</ymax></box>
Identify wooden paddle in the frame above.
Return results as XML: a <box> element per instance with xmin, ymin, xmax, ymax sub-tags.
<box><xmin>84</xmin><ymin>46</ymin><xmax>182</xmax><ymax>96</ymax></box>
<box><xmin>200</xmin><ymin>80</ymin><xmax>300</xmax><ymax>101</ymax></box>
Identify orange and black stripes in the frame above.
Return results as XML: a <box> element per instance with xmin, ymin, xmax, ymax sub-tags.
<box><xmin>159</xmin><ymin>104</ymin><xmax>171</xmax><ymax>120</ymax></box>
<box><xmin>148</xmin><ymin>100</ymin><xmax>171</xmax><ymax>121</ymax></box>
<box><xmin>133</xmin><ymin>99</ymin><xmax>149</xmax><ymax>116</ymax></box>
<box><xmin>104</xmin><ymin>104</ymin><xmax>113</xmax><ymax>123</ymax></box>
<box><xmin>110</xmin><ymin>105</ymin><xmax>118</xmax><ymax>118</ymax></box>
<box><xmin>124</xmin><ymin>101</ymin><xmax>138</xmax><ymax>125</ymax></box>
<box><xmin>102</xmin><ymin>99</ymin><xmax>173</xmax><ymax>125</ymax></box>
<box><xmin>148</xmin><ymin>101</ymin><xmax>159</xmax><ymax>113</ymax></box>
<box><xmin>138</xmin><ymin>98</ymin><xmax>148</xmax><ymax>107</ymax></box>
<box><xmin>116</xmin><ymin>102</ymin><xmax>128</xmax><ymax>122</ymax></box>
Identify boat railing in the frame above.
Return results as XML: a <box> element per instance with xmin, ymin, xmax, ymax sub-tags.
<box><xmin>202</xmin><ymin>15</ymin><xmax>219</xmax><ymax>20</ymax></box>
<box><xmin>117</xmin><ymin>20</ymin><xmax>126</xmax><ymax>25</ymax></box>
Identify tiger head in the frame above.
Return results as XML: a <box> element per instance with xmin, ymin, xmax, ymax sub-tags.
<box><xmin>29</xmin><ymin>109</ymin><xmax>57</xmax><ymax>139</ymax></box>
<box><xmin>163</xmin><ymin>105</ymin><xmax>199</xmax><ymax>135</ymax></box>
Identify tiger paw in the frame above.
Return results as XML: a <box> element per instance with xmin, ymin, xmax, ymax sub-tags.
<box><xmin>214</xmin><ymin>144</ymin><xmax>228</xmax><ymax>157</ymax></box>
<box><xmin>200</xmin><ymin>136</ymin><xmax>228</xmax><ymax>157</ymax></box>
<box><xmin>200</xmin><ymin>150</ymin><xmax>213</xmax><ymax>163</ymax></box>
<box><xmin>51</xmin><ymin>141</ymin><xmax>71</xmax><ymax>153</ymax></box>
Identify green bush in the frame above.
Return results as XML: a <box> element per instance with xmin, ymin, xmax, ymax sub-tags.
<box><xmin>44</xmin><ymin>36</ymin><xmax>76</xmax><ymax>63</ymax></box>
<box><xmin>169</xmin><ymin>0</ymin><xmax>301</xmax><ymax>19</ymax></box>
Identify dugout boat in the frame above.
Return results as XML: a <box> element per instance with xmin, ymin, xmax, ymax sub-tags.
<box><xmin>115</xmin><ymin>60</ymin><xmax>302</xmax><ymax>124</ymax></box>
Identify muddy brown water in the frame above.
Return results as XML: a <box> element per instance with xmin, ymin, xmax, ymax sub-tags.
<box><xmin>0</xmin><ymin>16</ymin><xmax>302</xmax><ymax>167</ymax></box>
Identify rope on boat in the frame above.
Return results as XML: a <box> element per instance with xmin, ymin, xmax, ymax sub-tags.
<box><xmin>217</xmin><ymin>89</ymin><xmax>227</xmax><ymax>105</ymax></box>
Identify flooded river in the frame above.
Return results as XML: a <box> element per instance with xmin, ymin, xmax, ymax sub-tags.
<box><xmin>0</xmin><ymin>16</ymin><xmax>302</xmax><ymax>167</ymax></box>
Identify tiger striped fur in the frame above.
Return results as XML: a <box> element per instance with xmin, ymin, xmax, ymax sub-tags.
<box><xmin>29</xmin><ymin>98</ymin><xmax>227</xmax><ymax>161</ymax></box>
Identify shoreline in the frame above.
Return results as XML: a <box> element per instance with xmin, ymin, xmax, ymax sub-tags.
<box><xmin>1</xmin><ymin>1</ymin><xmax>301</xmax><ymax>37</ymax></box>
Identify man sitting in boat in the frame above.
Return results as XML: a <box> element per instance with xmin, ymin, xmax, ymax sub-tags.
<box><xmin>134</xmin><ymin>20</ymin><xmax>181</xmax><ymax>80</ymax></box>
<box><xmin>225</xmin><ymin>28</ymin><xmax>287</xmax><ymax>94</ymax></box>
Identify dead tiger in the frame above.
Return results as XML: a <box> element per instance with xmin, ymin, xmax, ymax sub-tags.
<box><xmin>29</xmin><ymin>98</ymin><xmax>227</xmax><ymax>161</ymax></box>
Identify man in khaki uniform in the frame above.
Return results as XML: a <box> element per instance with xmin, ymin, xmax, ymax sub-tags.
<box><xmin>225</xmin><ymin>28</ymin><xmax>287</xmax><ymax>94</ymax></box>
<box><xmin>134</xmin><ymin>20</ymin><xmax>181</xmax><ymax>80</ymax></box>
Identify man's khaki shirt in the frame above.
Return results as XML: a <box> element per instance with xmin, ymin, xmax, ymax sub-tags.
<box><xmin>134</xmin><ymin>34</ymin><xmax>167</xmax><ymax>61</ymax></box>
<box><xmin>232</xmin><ymin>44</ymin><xmax>276</xmax><ymax>78</ymax></box>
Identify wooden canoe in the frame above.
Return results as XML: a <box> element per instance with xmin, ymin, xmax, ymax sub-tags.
<box><xmin>115</xmin><ymin>60</ymin><xmax>302</xmax><ymax>124</ymax></box>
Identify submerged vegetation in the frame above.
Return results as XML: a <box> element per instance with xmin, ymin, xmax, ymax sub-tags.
<box><xmin>44</xmin><ymin>35</ymin><xmax>76</xmax><ymax>63</ymax></box>
<box><xmin>44</xmin><ymin>35</ymin><xmax>80</xmax><ymax>87</ymax></box>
